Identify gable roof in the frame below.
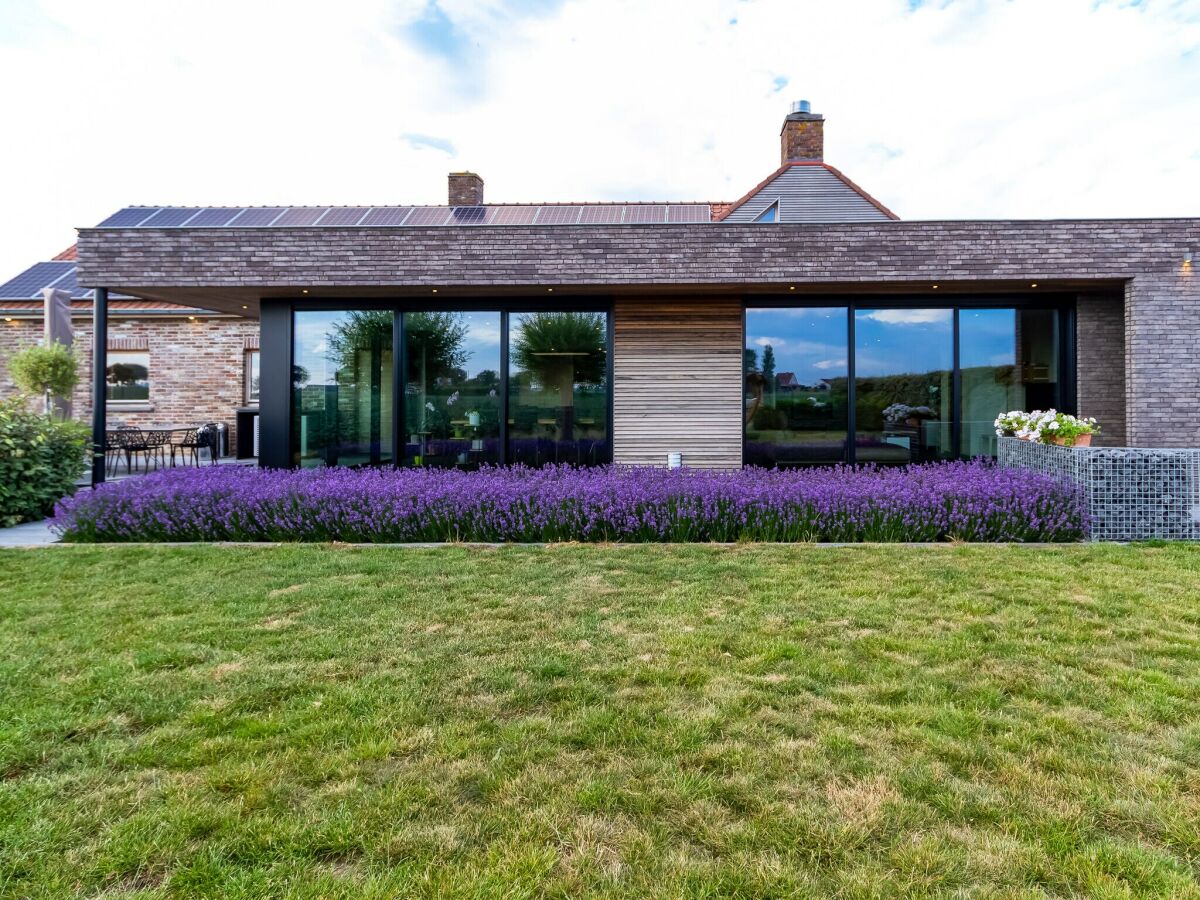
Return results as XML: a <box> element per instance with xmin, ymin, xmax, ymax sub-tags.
<box><xmin>717</xmin><ymin>162</ymin><xmax>898</xmax><ymax>223</ymax></box>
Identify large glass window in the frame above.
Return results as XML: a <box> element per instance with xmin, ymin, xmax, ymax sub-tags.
<box><xmin>292</xmin><ymin>310</ymin><xmax>393</xmax><ymax>467</ymax></box>
<box><xmin>106</xmin><ymin>350</ymin><xmax>149</xmax><ymax>402</ymax></box>
<box><xmin>508</xmin><ymin>311</ymin><xmax>610</xmax><ymax>466</ymax></box>
<box><xmin>960</xmin><ymin>308</ymin><xmax>1060</xmax><ymax>458</ymax></box>
<box><xmin>403</xmin><ymin>311</ymin><xmax>501</xmax><ymax>468</ymax></box>
<box><xmin>745</xmin><ymin>303</ymin><xmax>1069</xmax><ymax>466</ymax></box>
<box><xmin>745</xmin><ymin>308</ymin><xmax>849</xmax><ymax>466</ymax></box>
<box><xmin>854</xmin><ymin>308</ymin><xmax>953</xmax><ymax>464</ymax></box>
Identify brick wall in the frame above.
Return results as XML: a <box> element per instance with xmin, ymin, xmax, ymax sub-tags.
<box><xmin>1075</xmin><ymin>293</ymin><xmax>1126</xmax><ymax>446</ymax></box>
<box><xmin>0</xmin><ymin>315</ymin><xmax>258</xmax><ymax>449</ymax></box>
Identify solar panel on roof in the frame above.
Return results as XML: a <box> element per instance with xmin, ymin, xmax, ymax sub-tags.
<box><xmin>228</xmin><ymin>208</ymin><xmax>285</xmax><ymax>226</ymax></box>
<box><xmin>138</xmin><ymin>208</ymin><xmax>203</xmax><ymax>227</ymax></box>
<box><xmin>450</xmin><ymin>206</ymin><xmax>487</xmax><ymax>224</ymax></box>
<box><xmin>273</xmin><ymin>208</ymin><xmax>329</xmax><ymax>226</ymax></box>
<box><xmin>360</xmin><ymin>208</ymin><xmax>411</xmax><ymax>226</ymax></box>
<box><xmin>319</xmin><ymin>207</ymin><xmax>372</xmax><ymax>226</ymax></box>
<box><xmin>578</xmin><ymin>206</ymin><xmax>624</xmax><ymax>224</ymax></box>
<box><xmin>668</xmin><ymin>205</ymin><xmax>711</xmax><ymax>223</ymax></box>
<box><xmin>405</xmin><ymin>207</ymin><xmax>453</xmax><ymax>227</ymax></box>
<box><xmin>91</xmin><ymin>203</ymin><xmax>714</xmax><ymax>229</ymax></box>
<box><xmin>488</xmin><ymin>206</ymin><xmax>539</xmax><ymax>225</ymax></box>
<box><xmin>0</xmin><ymin>261</ymin><xmax>75</xmax><ymax>299</ymax></box>
<box><xmin>186</xmin><ymin>208</ymin><xmax>243</xmax><ymax>226</ymax></box>
<box><xmin>46</xmin><ymin>267</ymin><xmax>80</xmax><ymax>295</ymax></box>
<box><xmin>530</xmin><ymin>206</ymin><xmax>578</xmax><ymax>225</ymax></box>
<box><xmin>96</xmin><ymin>207</ymin><xmax>160</xmax><ymax>228</ymax></box>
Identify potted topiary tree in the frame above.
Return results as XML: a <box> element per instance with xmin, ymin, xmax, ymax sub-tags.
<box><xmin>7</xmin><ymin>342</ymin><xmax>78</xmax><ymax>418</ymax></box>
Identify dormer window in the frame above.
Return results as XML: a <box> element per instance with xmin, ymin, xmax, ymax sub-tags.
<box><xmin>754</xmin><ymin>202</ymin><xmax>779</xmax><ymax>223</ymax></box>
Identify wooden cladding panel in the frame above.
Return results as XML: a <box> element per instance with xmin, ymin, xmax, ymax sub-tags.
<box><xmin>613</xmin><ymin>299</ymin><xmax>743</xmax><ymax>469</ymax></box>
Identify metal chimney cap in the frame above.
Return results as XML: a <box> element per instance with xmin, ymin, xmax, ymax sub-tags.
<box><xmin>790</xmin><ymin>99</ymin><xmax>811</xmax><ymax>115</ymax></box>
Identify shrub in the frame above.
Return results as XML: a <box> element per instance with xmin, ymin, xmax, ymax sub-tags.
<box><xmin>7</xmin><ymin>343</ymin><xmax>78</xmax><ymax>412</ymax></box>
<box><xmin>0</xmin><ymin>399</ymin><xmax>91</xmax><ymax>526</ymax></box>
<box><xmin>53</xmin><ymin>460</ymin><xmax>1086</xmax><ymax>543</ymax></box>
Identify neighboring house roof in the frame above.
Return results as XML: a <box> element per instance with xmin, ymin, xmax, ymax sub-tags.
<box><xmin>776</xmin><ymin>372</ymin><xmax>798</xmax><ymax>387</ymax></box>
<box><xmin>0</xmin><ymin>247</ymin><xmax>212</xmax><ymax>314</ymax></box>
<box><xmin>717</xmin><ymin>162</ymin><xmax>898</xmax><ymax>223</ymax></box>
<box><xmin>93</xmin><ymin>203</ymin><xmax>721</xmax><ymax>229</ymax></box>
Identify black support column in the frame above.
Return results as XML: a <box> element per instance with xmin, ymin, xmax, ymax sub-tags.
<box><xmin>90</xmin><ymin>287</ymin><xmax>108</xmax><ymax>486</ymax></box>
<box><xmin>258</xmin><ymin>300</ymin><xmax>293</xmax><ymax>468</ymax></box>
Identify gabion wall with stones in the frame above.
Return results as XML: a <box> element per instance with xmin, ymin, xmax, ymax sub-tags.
<box><xmin>999</xmin><ymin>437</ymin><xmax>1200</xmax><ymax>541</ymax></box>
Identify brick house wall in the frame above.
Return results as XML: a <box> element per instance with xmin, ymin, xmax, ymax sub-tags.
<box><xmin>0</xmin><ymin>314</ymin><xmax>258</xmax><ymax>449</ymax></box>
<box><xmin>1075</xmin><ymin>294</ymin><xmax>1126</xmax><ymax>446</ymax></box>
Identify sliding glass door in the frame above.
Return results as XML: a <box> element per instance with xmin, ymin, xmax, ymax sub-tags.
<box><xmin>854</xmin><ymin>308</ymin><xmax>953</xmax><ymax>464</ymax></box>
<box><xmin>744</xmin><ymin>308</ymin><xmax>849</xmax><ymax>466</ymax></box>
<box><xmin>403</xmin><ymin>311</ymin><xmax>502</xmax><ymax>468</ymax></box>
<box><xmin>508</xmin><ymin>312</ymin><xmax>610</xmax><ymax>467</ymax></box>
<box><xmin>292</xmin><ymin>310</ymin><xmax>393</xmax><ymax>468</ymax></box>
<box><xmin>291</xmin><ymin>306</ymin><xmax>611</xmax><ymax>469</ymax></box>
<box><xmin>960</xmin><ymin>309</ymin><xmax>1060</xmax><ymax>458</ymax></box>
<box><xmin>745</xmin><ymin>302</ymin><xmax>1069</xmax><ymax>466</ymax></box>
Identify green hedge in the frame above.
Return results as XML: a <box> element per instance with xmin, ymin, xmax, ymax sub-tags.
<box><xmin>0</xmin><ymin>399</ymin><xmax>90</xmax><ymax>527</ymax></box>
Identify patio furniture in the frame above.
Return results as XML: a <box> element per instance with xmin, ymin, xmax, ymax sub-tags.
<box><xmin>112</xmin><ymin>426</ymin><xmax>151</xmax><ymax>475</ymax></box>
<box><xmin>173</xmin><ymin>423</ymin><xmax>220</xmax><ymax>466</ymax></box>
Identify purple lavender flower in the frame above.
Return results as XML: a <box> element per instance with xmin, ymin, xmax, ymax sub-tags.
<box><xmin>52</xmin><ymin>460</ymin><xmax>1085</xmax><ymax>544</ymax></box>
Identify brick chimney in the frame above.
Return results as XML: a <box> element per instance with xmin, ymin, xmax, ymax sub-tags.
<box><xmin>780</xmin><ymin>100</ymin><xmax>823</xmax><ymax>164</ymax></box>
<box><xmin>448</xmin><ymin>171</ymin><xmax>484</xmax><ymax>206</ymax></box>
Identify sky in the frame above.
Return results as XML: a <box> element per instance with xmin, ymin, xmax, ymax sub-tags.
<box><xmin>0</xmin><ymin>0</ymin><xmax>1198</xmax><ymax>277</ymax></box>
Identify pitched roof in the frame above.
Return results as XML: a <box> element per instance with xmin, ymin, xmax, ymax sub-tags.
<box><xmin>92</xmin><ymin>203</ymin><xmax>724</xmax><ymax>229</ymax></box>
<box><xmin>716</xmin><ymin>162</ymin><xmax>898</xmax><ymax>223</ymax></box>
<box><xmin>0</xmin><ymin>248</ymin><xmax>206</xmax><ymax>312</ymax></box>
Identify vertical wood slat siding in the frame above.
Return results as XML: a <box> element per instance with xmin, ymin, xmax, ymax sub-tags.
<box><xmin>613</xmin><ymin>298</ymin><xmax>744</xmax><ymax>469</ymax></box>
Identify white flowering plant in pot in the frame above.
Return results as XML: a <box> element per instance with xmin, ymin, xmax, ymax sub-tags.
<box><xmin>994</xmin><ymin>409</ymin><xmax>1100</xmax><ymax>447</ymax></box>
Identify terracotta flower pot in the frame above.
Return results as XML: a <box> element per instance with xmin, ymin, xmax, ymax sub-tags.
<box><xmin>1052</xmin><ymin>433</ymin><xmax>1093</xmax><ymax>448</ymax></box>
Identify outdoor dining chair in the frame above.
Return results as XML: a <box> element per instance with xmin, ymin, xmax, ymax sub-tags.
<box><xmin>173</xmin><ymin>424</ymin><xmax>220</xmax><ymax>467</ymax></box>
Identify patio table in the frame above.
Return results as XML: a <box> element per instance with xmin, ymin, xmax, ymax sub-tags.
<box><xmin>105</xmin><ymin>425</ymin><xmax>211</xmax><ymax>473</ymax></box>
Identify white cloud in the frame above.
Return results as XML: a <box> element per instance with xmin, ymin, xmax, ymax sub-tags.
<box><xmin>753</xmin><ymin>336</ymin><xmax>785</xmax><ymax>348</ymax></box>
<box><xmin>0</xmin><ymin>0</ymin><xmax>1198</xmax><ymax>278</ymax></box>
<box><xmin>859</xmin><ymin>308</ymin><xmax>954</xmax><ymax>326</ymax></box>
<box><xmin>812</xmin><ymin>358</ymin><xmax>847</xmax><ymax>370</ymax></box>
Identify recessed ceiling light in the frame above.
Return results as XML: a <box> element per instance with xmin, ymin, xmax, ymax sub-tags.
<box><xmin>547</xmin><ymin>288</ymin><xmax>554</xmax><ymax>292</ymax></box>
<box><xmin>188</xmin><ymin>315</ymin><xmax>197</xmax><ymax>321</ymax></box>
<box><xmin>1031</xmin><ymin>282</ymin><xmax>1038</xmax><ymax>288</ymax></box>
<box><xmin>932</xmin><ymin>284</ymin><xmax>939</xmax><ymax>290</ymax></box>
<box><xmin>432</xmin><ymin>288</ymin><xmax>438</xmax><ymax>293</ymax></box>
<box><xmin>3</xmin><ymin>317</ymin><xmax>12</xmax><ymax>323</ymax></box>
<box><xmin>301</xmin><ymin>289</ymin><xmax>308</xmax><ymax>294</ymax></box>
<box><xmin>241</xmin><ymin>305</ymin><xmax>248</xmax><ymax>310</ymax></box>
<box><xmin>789</xmin><ymin>285</ymin><xmax>796</xmax><ymax>291</ymax></box>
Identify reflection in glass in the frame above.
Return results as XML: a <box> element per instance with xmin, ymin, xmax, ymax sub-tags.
<box><xmin>745</xmin><ymin>308</ymin><xmax>848</xmax><ymax>466</ymax></box>
<box><xmin>106</xmin><ymin>351</ymin><xmax>150</xmax><ymax>401</ymax></box>
<box><xmin>403</xmin><ymin>311</ymin><xmax>501</xmax><ymax>468</ymax></box>
<box><xmin>292</xmin><ymin>310</ymin><xmax>393</xmax><ymax>467</ymax></box>
<box><xmin>854</xmin><ymin>308</ymin><xmax>952</xmax><ymax>464</ymax></box>
<box><xmin>960</xmin><ymin>309</ymin><xmax>1059</xmax><ymax>457</ymax></box>
<box><xmin>508</xmin><ymin>312</ymin><xmax>609</xmax><ymax>466</ymax></box>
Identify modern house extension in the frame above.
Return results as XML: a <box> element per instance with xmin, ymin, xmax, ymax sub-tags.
<box><xmin>72</xmin><ymin>103</ymin><xmax>1199</xmax><ymax>481</ymax></box>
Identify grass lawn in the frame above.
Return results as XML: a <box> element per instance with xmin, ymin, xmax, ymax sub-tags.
<box><xmin>1</xmin><ymin>544</ymin><xmax>1199</xmax><ymax>898</ymax></box>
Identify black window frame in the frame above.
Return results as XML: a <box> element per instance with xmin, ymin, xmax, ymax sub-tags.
<box><xmin>742</xmin><ymin>294</ymin><xmax>1077</xmax><ymax>466</ymax></box>
<box><xmin>278</xmin><ymin>296</ymin><xmax>614</xmax><ymax>469</ymax></box>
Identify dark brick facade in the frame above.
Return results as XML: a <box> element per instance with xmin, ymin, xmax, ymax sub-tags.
<box><xmin>1075</xmin><ymin>294</ymin><xmax>1126</xmax><ymax>446</ymax></box>
<box><xmin>75</xmin><ymin>217</ymin><xmax>1200</xmax><ymax>450</ymax></box>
